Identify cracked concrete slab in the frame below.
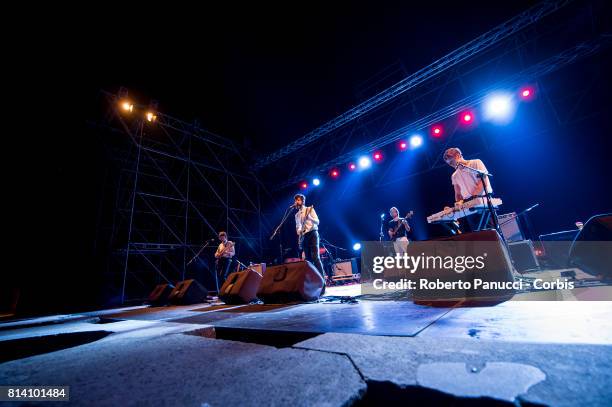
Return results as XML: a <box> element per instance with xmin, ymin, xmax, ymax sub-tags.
<box><xmin>419</xmin><ymin>301</ymin><xmax>612</xmax><ymax>344</ymax></box>
<box><xmin>0</xmin><ymin>333</ymin><xmax>365</xmax><ymax>407</ymax></box>
<box><xmin>295</xmin><ymin>333</ymin><xmax>612</xmax><ymax>406</ymax></box>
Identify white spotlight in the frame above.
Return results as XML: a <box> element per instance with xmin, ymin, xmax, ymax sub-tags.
<box><xmin>483</xmin><ymin>92</ymin><xmax>516</xmax><ymax>124</ymax></box>
<box><xmin>358</xmin><ymin>156</ymin><xmax>372</xmax><ymax>169</ymax></box>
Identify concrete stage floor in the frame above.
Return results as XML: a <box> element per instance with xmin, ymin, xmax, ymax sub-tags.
<box><xmin>1</xmin><ymin>286</ymin><xmax>612</xmax><ymax>406</ymax></box>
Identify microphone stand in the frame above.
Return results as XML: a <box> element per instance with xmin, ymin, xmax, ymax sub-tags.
<box><xmin>498</xmin><ymin>203</ymin><xmax>539</xmax><ymax>240</ymax></box>
<box><xmin>320</xmin><ymin>238</ymin><xmax>347</xmax><ymax>260</ymax></box>
<box><xmin>457</xmin><ymin>163</ymin><xmax>501</xmax><ymax>237</ymax></box>
<box><xmin>187</xmin><ymin>239</ymin><xmax>215</xmax><ymax>266</ymax></box>
<box><xmin>186</xmin><ymin>239</ymin><xmax>218</xmax><ymax>294</ymax></box>
<box><xmin>270</xmin><ymin>206</ymin><xmax>296</xmax><ymax>264</ymax></box>
<box><xmin>379</xmin><ymin>214</ymin><xmax>386</xmax><ymax>241</ymax></box>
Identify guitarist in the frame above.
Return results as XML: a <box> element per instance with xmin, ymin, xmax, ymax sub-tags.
<box><xmin>387</xmin><ymin>207</ymin><xmax>411</xmax><ymax>255</ymax></box>
<box><xmin>214</xmin><ymin>231</ymin><xmax>235</xmax><ymax>283</ymax></box>
<box><xmin>294</xmin><ymin>194</ymin><xmax>326</xmax><ymax>285</ymax></box>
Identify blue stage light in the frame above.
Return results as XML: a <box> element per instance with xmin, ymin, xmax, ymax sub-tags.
<box><xmin>353</xmin><ymin>242</ymin><xmax>362</xmax><ymax>251</ymax></box>
<box><xmin>358</xmin><ymin>156</ymin><xmax>372</xmax><ymax>169</ymax></box>
<box><xmin>483</xmin><ymin>92</ymin><xmax>516</xmax><ymax>124</ymax></box>
<box><xmin>312</xmin><ymin>178</ymin><xmax>321</xmax><ymax>186</ymax></box>
<box><xmin>410</xmin><ymin>134</ymin><xmax>423</xmax><ymax>148</ymax></box>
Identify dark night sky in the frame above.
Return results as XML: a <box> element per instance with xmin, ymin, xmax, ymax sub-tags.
<box><xmin>77</xmin><ymin>1</ymin><xmax>541</xmax><ymax>152</ymax></box>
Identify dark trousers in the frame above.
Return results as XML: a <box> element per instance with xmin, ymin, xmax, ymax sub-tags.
<box><xmin>303</xmin><ymin>230</ymin><xmax>326</xmax><ymax>282</ymax></box>
<box><xmin>215</xmin><ymin>257</ymin><xmax>232</xmax><ymax>284</ymax></box>
<box><xmin>459</xmin><ymin>211</ymin><xmax>495</xmax><ymax>233</ymax></box>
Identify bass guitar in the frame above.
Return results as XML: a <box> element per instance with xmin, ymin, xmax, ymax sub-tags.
<box><xmin>389</xmin><ymin>211</ymin><xmax>414</xmax><ymax>240</ymax></box>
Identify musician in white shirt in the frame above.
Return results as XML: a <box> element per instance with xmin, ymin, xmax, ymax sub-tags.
<box><xmin>443</xmin><ymin>147</ymin><xmax>494</xmax><ymax>232</ymax></box>
<box><xmin>214</xmin><ymin>231</ymin><xmax>235</xmax><ymax>282</ymax></box>
<box><xmin>294</xmin><ymin>194</ymin><xmax>326</xmax><ymax>284</ymax></box>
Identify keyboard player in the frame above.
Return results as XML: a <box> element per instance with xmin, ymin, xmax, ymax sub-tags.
<box><xmin>443</xmin><ymin>147</ymin><xmax>494</xmax><ymax>232</ymax></box>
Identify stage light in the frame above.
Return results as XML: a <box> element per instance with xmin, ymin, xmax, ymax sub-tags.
<box><xmin>373</xmin><ymin>151</ymin><xmax>383</xmax><ymax>162</ymax></box>
<box><xmin>330</xmin><ymin>169</ymin><xmax>340</xmax><ymax>178</ymax></box>
<box><xmin>520</xmin><ymin>86</ymin><xmax>535</xmax><ymax>101</ymax></box>
<box><xmin>312</xmin><ymin>178</ymin><xmax>321</xmax><ymax>186</ymax></box>
<box><xmin>300</xmin><ymin>181</ymin><xmax>308</xmax><ymax>189</ymax></box>
<box><xmin>431</xmin><ymin>125</ymin><xmax>443</xmax><ymax>137</ymax></box>
<box><xmin>358</xmin><ymin>156</ymin><xmax>372</xmax><ymax>169</ymax></box>
<box><xmin>399</xmin><ymin>141</ymin><xmax>408</xmax><ymax>150</ymax></box>
<box><xmin>352</xmin><ymin>242</ymin><xmax>362</xmax><ymax>251</ymax></box>
<box><xmin>483</xmin><ymin>92</ymin><xmax>516</xmax><ymax>124</ymax></box>
<box><xmin>348</xmin><ymin>163</ymin><xmax>357</xmax><ymax>171</ymax></box>
<box><xmin>461</xmin><ymin>111</ymin><xmax>473</xmax><ymax>124</ymax></box>
<box><xmin>121</xmin><ymin>101</ymin><xmax>134</xmax><ymax>112</ymax></box>
<box><xmin>146</xmin><ymin>111</ymin><xmax>158</xmax><ymax>122</ymax></box>
<box><xmin>410</xmin><ymin>134</ymin><xmax>423</xmax><ymax>148</ymax></box>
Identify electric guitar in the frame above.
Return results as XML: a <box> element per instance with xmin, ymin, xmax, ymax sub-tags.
<box><xmin>389</xmin><ymin>211</ymin><xmax>414</xmax><ymax>240</ymax></box>
<box><xmin>297</xmin><ymin>205</ymin><xmax>315</xmax><ymax>251</ymax></box>
<box><xmin>215</xmin><ymin>241</ymin><xmax>234</xmax><ymax>263</ymax></box>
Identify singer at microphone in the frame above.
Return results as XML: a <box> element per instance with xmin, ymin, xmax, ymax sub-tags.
<box><xmin>443</xmin><ymin>147</ymin><xmax>494</xmax><ymax>233</ymax></box>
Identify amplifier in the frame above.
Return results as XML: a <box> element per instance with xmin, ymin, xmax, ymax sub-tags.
<box><xmin>499</xmin><ymin>212</ymin><xmax>524</xmax><ymax>242</ymax></box>
<box><xmin>332</xmin><ymin>259</ymin><xmax>358</xmax><ymax>281</ymax></box>
<box><xmin>248</xmin><ymin>263</ymin><xmax>266</xmax><ymax>275</ymax></box>
<box><xmin>508</xmin><ymin>240</ymin><xmax>539</xmax><ymax>272</ymax></box>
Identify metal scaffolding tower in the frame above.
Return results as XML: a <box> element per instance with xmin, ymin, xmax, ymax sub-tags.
<box><xmin>95</xmin><ymin>91</ymin><xmax>269</xmax><ymax>305</ymax></box>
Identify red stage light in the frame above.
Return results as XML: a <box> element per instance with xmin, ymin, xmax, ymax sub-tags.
<box><xmin>373</xmin><ymin>152</ymin><xmax>383</xmax><ymax>161</ymax></box>
<box><xmin>399</xmin><ymin>141</ymin><xmax>408</xmax><ymax>150</ymax></box>
<box><xmin>520</xmin><ymin>86</ymin><xmax>535</xmax><ymax>100</ymax></box>
<box><xmin>432</xmin><ymin>125</ymin><xmax>443</xmax><ymax>137</ymax></box>
<box><xmin>300</xmin><ymin>182</ymin><xmax>308</xmax><ymax>189</ymax></box>
<box><xmin>348</xmin><ymin>163</ymin><xmax>357</xmax><ymax>171</ymax></box>
<box><xmin>462</xmin><ymin>113</ymin><xmax>472</xmax><ymax>123</ymax></box>
<box><xmin>330</xmin><ymin>169</ymin><xmax>339</xmax><ymax>178</ymax></box>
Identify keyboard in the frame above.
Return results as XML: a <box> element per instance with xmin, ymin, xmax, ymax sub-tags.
<box><xmin>427</xmin><ymin>197</ymin><xmax>503</xmax><ymax>223</ymax></box>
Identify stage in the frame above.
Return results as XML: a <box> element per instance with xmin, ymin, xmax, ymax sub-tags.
<box><xmin>1</xmin><ymin>285</ymin><xmax>612</xmax><ymax>406</ymax></box>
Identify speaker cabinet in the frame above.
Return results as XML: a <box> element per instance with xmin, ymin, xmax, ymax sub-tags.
<box><xmin>568</xmin><ymin>214</ymin><xmax>612</xmax><ymax>278</ymax></box>
<box><xmin>413</xmin><ymin>229</ymin><xmax>516</xmax><ymax>305</ymax></box>
<box><xmin>257</xmin><ymin>261</ymin><xmax>324</xmax><ymax>303</ymax></box>
<box><xmin>147</xmin><ymin>283</ymin><xmax>174</xmax><ymax>306</ymax></box>
<box><xmin>168</xmin><ymin>279</ymin><xmax>208</xmax><ymax>305</ymax></box>
<box><xmin>219</xmin><ymin>269</ymin><xmax>262</xmax><ymax>304</ymax></box>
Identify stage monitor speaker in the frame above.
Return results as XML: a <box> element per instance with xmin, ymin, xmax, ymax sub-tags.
<box><xmin>508</xmin><ymin>240</ymin><xmax>540</xmax><ymax>272</ymax></box>
<box><xmin>257</xmin><ymin>260</ymin><xmax>324</xmax><ymax>303</ymax></box>
<box><xmin>332</xmin><ymin>259</ymin><xmax>358</xmax><ymax>281</ymax></box>
<box><xmin>147</xmin><ymin>283</ymin><xmax>174</xmax><ymax>306</ymax></box>
<box><xmin>539</xmin><ymin>229</ymin><xmax>579</xmax><ymax>268</ymax></box>
<box><xmin>568</xmin><ymin>214</ymin><xmax>612</xmax><ymax>278</ymax></box>
<box><xmin>413</xmin><ymin>229</ymin><xmax>516</xmax><ymax>305</ymax></box>
<box><xmin>168</xmin><ymin>279</ymin><xmax>208</xmax><ymax>305</ymax></box>
<box><xmin>219</xmin><ymin>268</ymin><xmax>262</xmax><ymax>304</ymax></box>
